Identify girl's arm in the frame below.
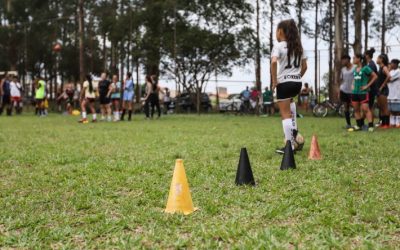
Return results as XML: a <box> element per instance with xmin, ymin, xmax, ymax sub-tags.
<box><xmin>379</xmin><ymin>66</ymin><xmax>391</xmax><ymax>90</ymax></box>
<box><xmin>107</xmin><ymin>84</ymin><xmax>113</xmax><ymax>98</ymax></box>
<box><xmin>301</xmin><ymin>59</ymin><xmax>308</xmax><ymax>77</ymax></box>
<box><xmin>271</xmin><ymin>57</ymin><xmax>278</xmax><ymax>91</ymax></box>
<box><xmin>362</xmin><ymin>72</ymin><xmax>378</xmax><ymax>90</ymax></box>
<box><xmin>144</xmin><ymin>82</ymin><xmax>151</xmax><ymax>100</ymax></box>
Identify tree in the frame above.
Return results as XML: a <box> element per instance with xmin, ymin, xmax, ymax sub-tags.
<box><xmin>78</xmin><ymin>0</ymin><xmax>85</xmax><ymax>83</ymax></box>
<box><xmin>363</xmin><ymin>0</ymin><xmax>374</xmax><ymax>50</ymax></box>
<box><xmin>353</xmin><ymin>0</ymin><xmax>362</xmax><ymax>54</ymax></box>
<box><xmin>333</xmin><ymin>0</ymin><xmax>344</xmax><ymax>103</ymax></box>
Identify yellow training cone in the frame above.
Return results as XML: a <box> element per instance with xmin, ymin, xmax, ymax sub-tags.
<box><xmin>165</xmin><ymin>159</ymin><xmax>197</xmax><ymax>215</ymax></box>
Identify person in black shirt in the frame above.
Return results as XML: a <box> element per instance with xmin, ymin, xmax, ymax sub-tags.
<box><xmin>376</xmin><ymin>54</ymin><xmax>391</xmax><ymax>128</ymax></box>
<box><xmin>364</xmin><ymin>48</ymin><xmax>378</xmax><ymax>127</ymax></box>
<box><xmin>0</xmin><ymin>74</ymin><xmax>12</xmax><ymax>116</ymax></box>
<box><xmin>98</xmin><ymin>72</ymin><xmax>113</xmax><ymax>122</ymax></box>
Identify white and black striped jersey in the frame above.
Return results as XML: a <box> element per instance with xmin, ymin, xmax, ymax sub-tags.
<box><xmin>271</xmin><ymin>41</ymin><xmax>307</xmax><ymax>84</ymax></box>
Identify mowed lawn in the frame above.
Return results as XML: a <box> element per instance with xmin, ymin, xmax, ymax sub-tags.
<box><xmin>0</xmin><ymin>114</ymin><xmax>399</xmax><ymax>249</ymax></box>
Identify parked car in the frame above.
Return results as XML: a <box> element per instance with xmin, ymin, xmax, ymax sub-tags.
<box><xmin>177</xmin><ymin>93</ymin><xmax>212</xmax><ymax>112</ymax></box>
<box><xmin>219</xmin><ymin>94</ymin><xmax>242</xmax><ymax>112</ymax></box>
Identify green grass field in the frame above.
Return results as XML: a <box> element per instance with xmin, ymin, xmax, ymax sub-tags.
<box><xmin>0</xmin><ymin>114</ymin><xmax>399</xmax><ymax>249</ymax></box>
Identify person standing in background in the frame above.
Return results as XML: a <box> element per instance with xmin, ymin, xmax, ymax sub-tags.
<box><xmin>364</xmin><ymin>48</ymin><xmax>378</xmax><ymax>127</ymax></box>
<box><xmin>35</xmin><ymin>76</ymin><xmax>46</xmax><ymax>117</ymax></box>
<box><xmin>299</xmin><ymin>83</ymin><xmax>311</xmax><ymax>113</ymax></box>
<box><xmin>98</xmin><ymin>72</ymin><xmax>113</xmax><ymax>122</ymax></box>
<box><xmin>0</xmin><ymin>74</ymin><xmax>12</xmax><ymax>116</ymax></box>
<box><xmin>388</xmin><ymin>59</ymin><xmax>400</xmax><ymax>127</ymax></box>
<box><xmin>110</xmin><ymin>74</ymin><xmax>121</xmax><ymax>122</ymax></box>
<box><xmin>339</xmin><ymin>55</ymin><xmax>354</xmax><ymax>129</ymax></box>
<box><xmin>79</xmin><ymin>75</ymin><xmax>97</xmax><ymax>123</ymax></box>
<box><xmin>121</xmin><ymin>72</ymin><xmax>135</xmax><ymax>121</ymax></box>
<box><xmin>10</xmin><ymin>76</ymin><xmax>23</xmax><ymax>115</ymax></box>
<box><xmin>375</xmin><ymin>54</ymin><xmax>391</xmax><ymax>128</ymax></box>
<box><xmin>263</xmin><ymin>86</ymin><xmax>274</xmax><ymax>116</ymax></box>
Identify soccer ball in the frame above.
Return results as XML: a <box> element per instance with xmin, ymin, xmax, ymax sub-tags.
<box><xmin>72</xmin><ymin>110</ymin><xmax>81</xmax><ymax>116</ymax></box>
<box><xmin>294</xmin><ymin>133</ymin><xmax>305</xmax><ymax>150</ymax></box>
<box><xmin>283</xmin><ymin>133</ymin><xmax>305</xmax><ymax>151</ymax></box>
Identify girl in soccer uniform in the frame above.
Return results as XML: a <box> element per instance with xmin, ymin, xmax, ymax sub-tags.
<box><xmin>121</xmin><ymin>72</ymin><xmax>134</xmax><ymax>121</ymax></box>
<box><xmin>388</xmin><ymin>59</ymin><xmax>400</xmax><ymax>127</ymax></box>
<box><xmin>110</xmin><ymin>74</ymin><xmax>121</xmax><ymax>122</ymax></box>
<box><xmin>349</xmin><ymin>54</ymin><xmax>378</xmax><ymax>132</ymax></box>
<box><xmin>271</xmin><ymin>19</ymin><xmax>307</xmax><ymax>154</ymax></box>
<box><xmin>79</xmin><ymin>75</ymin><xmax>97</xmax><ymax>123</ymax></box>
<box><xmin>364</xmin><ymin>48</ymin><xmax>378</xmax><ymax>111</ymax></box>
<box><xmin>375</xmin><ymin>54</ymin><xmax>391</xmax><ymax>128</ymax></box>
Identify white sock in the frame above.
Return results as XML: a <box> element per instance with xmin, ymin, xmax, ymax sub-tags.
<box><xmin>390</xmin><ymin>116</ymin><xmax>396</xmax><ymax>126</ymax></box>
<box><xmin>282</xmin><ymin>118</ymin><xmax>295</xmax><ymax>149</ymax></box>
<box><xmin>82</xmin><ymin>112</ymin><xmax>87</xmax><ymax>119</ymax></box>
<box><xmin>290</xmin><ymin>102</ymin><xmax>298</xmax><ymax>131</ymax></box>
<box><xmin>93</xmin><ymin>113</ymin><xmax>97</xmax><ymax>120</ymax></box>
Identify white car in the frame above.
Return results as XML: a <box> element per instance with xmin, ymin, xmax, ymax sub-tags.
<box><xmin>219</xmin><ymin>94</ymin><xmax>243</xmax><ymax>112</ymax></box>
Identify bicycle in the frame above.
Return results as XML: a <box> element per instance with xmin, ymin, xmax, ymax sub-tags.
<box><xmin>313</xmin><ymin>100</ymin><xmax>354</xmax><ymax>118</ymax></box>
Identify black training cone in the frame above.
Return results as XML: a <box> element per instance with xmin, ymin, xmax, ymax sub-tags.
<box><xmin>235</xmin><ymin>148</ymin><xmax>256</xmax><ymax>186</ymax></box>
<box><xmin>280</xmin><ymin>140</ymin><xmax>296</xmax><ymax>170</ymax></box>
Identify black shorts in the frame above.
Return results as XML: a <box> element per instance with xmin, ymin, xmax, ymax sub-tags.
<box><xmin>276</xmin><ymin>82</ymin><xmax>302</xmax><ymax>101</ymax></box>
<box><xmin>340</xmin><ymin>91</ymin><xmax>352</xmax><ymax>103</ymax></box>
<box><xmin>2</xmin><ymin>95</ymin><xmax>11</xmax><ymax>105</ymax></box>
<box><xmin>352</xmin><ymin>93</ymin><xmax>369</xmax><ymax>104</ymax></box>
<box><xmin>377</xmin><ymin>86</ymin><xmax>389</xmax><ymax>97</ymax></box>
<box><xmin>99</xmin><ymin>96</ymin><xmax>111</xmax><ymax>105</ymax></box>
<box><xmin>85</xmin><ymin>98</ymin><xmax>95</xmax><ymax>103</ymax></box>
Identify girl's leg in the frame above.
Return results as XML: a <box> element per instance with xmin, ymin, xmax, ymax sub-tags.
<box><xmin>362</xmin><ymin>103</ymin><xmax>374</xmax><ymax>129</ymax></box>
<box><xmin>128</xmin><ymin>101</ymin><xmax>133</xmax><ymax>121</ymax></box>
<box><xmin>381</xmin><ymin>96</ymin><xmax>390</xmax><ymax>126</ymax></box>
<box><xmin>121</xmin><ymin>101</ymin><xmax>126</xmax><ymax>120</ymax></box>
<box><xmin>144</xmin><ymin>98</ymin><xmax>150</xmax><ymax>118</ymax></box>
<box><xmin>90</xmin><ymin>102</ymin><xmax>96</xmax><ymax>121</ymax></box>
<box><xmin>352</xmin><ymin>102</ymin><xmax>363</xmax><ymax>129</ymax></box>
<box><xmin>107</xmin><ymin>104</ymin><xmax>112</xmax><ymax>121</ymax></box>
<box><xmin>278</xmin><ymin>99</ymin><xmax>296</xmax><ymax>149</ymax></box>
<box><xmin>156</xmin><ymin>98</ymin><xmax>161</xmax><ymax>117</ymax></box>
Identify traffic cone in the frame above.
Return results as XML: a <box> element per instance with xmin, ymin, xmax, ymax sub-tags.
<box><xmin>280</xmin><ymin>140</ymin><xmax>296</xmax><ymax>170</ymax></box>
<box><xmin>308</xmin><ymin>135</ymin><xmax>322</xmax><ymax>160</ymax></box>
<box><xmin>165</xmin><ymin>159</ymin><xmax>197</xmax><ymax>215</ymax></box>
<box><xmin>235</xmin><ymin>148</ymin><xmax>256</xmax><ymax>186</ymax></box>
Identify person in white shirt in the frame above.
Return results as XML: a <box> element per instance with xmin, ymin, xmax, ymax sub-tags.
<box><xmin>79</xmin><ymin>75</ymin><xmax>98</xmax><ymax>123</ymax></box>
<box><xmin>10</xmin><ymin>76</ymin><xmax>22</xmax><ymax>114</ymax></box>
<box><xmin>271</xmin><ymin>19</ymin><xmax>307</xmax><ymax>154</ymax></box>
<box><xmin>339</xmin><ymin>55</ymin><xmax>355</xmax><ymax>128</ymax></box>
<box><xmin>388</xmin><ymin>59</ymin><xmax>400</xmax><ymax>127</ymax></box>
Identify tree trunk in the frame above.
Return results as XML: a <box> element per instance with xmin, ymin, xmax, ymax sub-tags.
<box><xmin>269</xmin><ymin>0</ymin><xmax>274</xmax><ymax>88</ymax></box>
<box><xmin>353</xmin><ymin>0</ymin><xmax>362</xmax><ymax>54</ymax></box>
<box><xmin>103</xmin><ymin>33</ymin><xmax>107</xmax><ymax>71</ymax></box>
<box><xmin>255</xmin><ymin>0</ymin><xmax>261</xmax><ymax>115</ymax></box>
<box><xmin>381</xmin><ymin>0</ymin><xmax>386</xmax><ymax>53</ymax></box>
<box><xmin>78</xmin><ymin>0</ymin><xmax>85</xmax><ymax>83</ymax></box>
<box><xmin>328</xmin><ymin>0</ymin><xmax>334</xmax><ymax>92</ymax></box>
<box><xmin>196</xmin><ymin>86</ymin><xmax>201</xmax><ymax>115</ymax></box>
<box><xmin>297</xmin><ymin>0</ymin><xmax>303</xmax><ymax>38</ymax></box>
<box><xmin>344</xmin><ymin>0</ymin><xmax>350</xmax><ymax>54</ymax></box>
<box><xmin>333</xmin><ymin>0</ymin><xmax>344</xmax><ymax>103</ymax></box>
<box><xmin>314</xmin><ymin>0</ymin><xmax>319</xmax><ymax>103</ymax></box>
<box><xmin>255</xmin><ymin>0</ymin><xmax>261</xmax><ymax>92</ymax></box>
<box><xmin>363</xmin><ymin>0</ymin><xmax>369</xmax><ymax>51</ymax></box>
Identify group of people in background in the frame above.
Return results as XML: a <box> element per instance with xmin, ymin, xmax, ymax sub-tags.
<box><xmin>75</xmin><ymin>72</ymin><xmax>166</xmax><ymax>123</ymax></box>
<box><xmin>340</xmin><ymin>48</ymin><xmax>400</xmax><ymax>131</ymax></box>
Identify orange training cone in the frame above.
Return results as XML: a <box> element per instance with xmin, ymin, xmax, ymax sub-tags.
<box><xmin>308</xmin><ymin>135</ymin><xmax>322</xmax><ymax>160</ymax></box>
<box><xmin>165</xmin><ymin>159</ymin><xmax>197</xmax><ymax>215</ymax></box>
